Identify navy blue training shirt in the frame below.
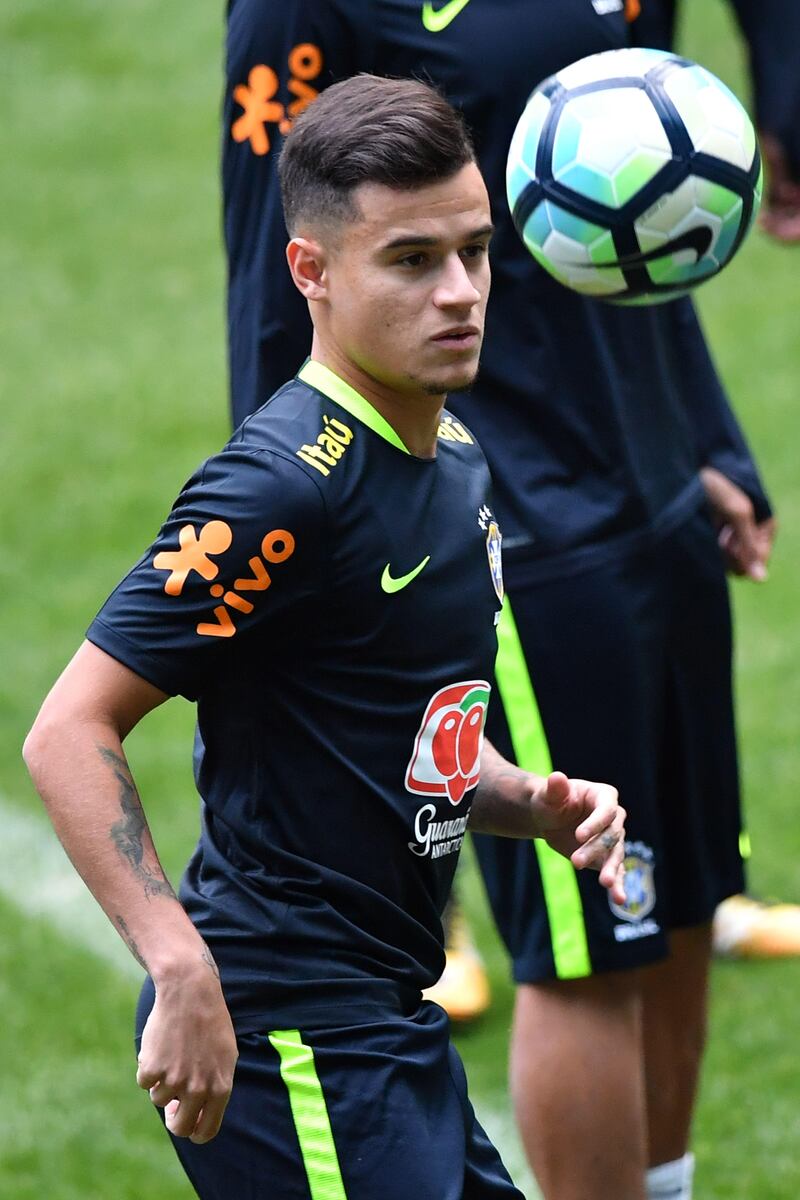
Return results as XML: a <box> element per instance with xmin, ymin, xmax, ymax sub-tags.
<box><xmin>223</xmin><ymin>0</ymin><xmax>771</xmax><ymax>570</ymax></box>
<box><xmin>88</xmin><ymin>362</ymin><xmax>504</xmax><ymax>1030</ymax></box>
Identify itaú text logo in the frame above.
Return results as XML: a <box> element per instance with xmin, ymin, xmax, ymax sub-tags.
<box><xmin>405</xmin><ymin>680</ymin><xmax>491</xmax><ymax>805</ymax></box>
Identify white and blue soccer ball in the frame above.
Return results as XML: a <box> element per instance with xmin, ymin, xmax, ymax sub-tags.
<box><xmin>506</xmin><ymin>48</ymin><xmax>762</xmax><ymax>304</ymax></box>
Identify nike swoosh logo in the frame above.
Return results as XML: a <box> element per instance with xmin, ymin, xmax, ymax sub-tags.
<box><xmin>591</xmin><ymin>226</ymin><xmax>714</xmax><ymax>271</ymax></box>
<box><xmin>421</xmin><ymin>0</ymin><xmax>473</xmax><ymax>33</ymax></box>
<box><xmin>381</xmin><ymin>556</ymin><xmax>431</xmax><ymax>593</ymax></box>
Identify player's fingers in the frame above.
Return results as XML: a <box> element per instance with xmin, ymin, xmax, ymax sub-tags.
<box><xmin>572</xmin><ymin>785</ymin><xmax>620</xmax><ymax>843</ymax></box>
<box><xmin>599</xmin><ymin>845</ymin><xmax>627</xmax><ymax>905</ymax></box>
<box><xmin>727</xmin><ymin>512</ymin><xmax>760</xmax><ymax>571</ymax></box>
<box><xmin>189</xmin><ymin>1092</ymin><xmax>232</xmax><ymax>1144</ymax></box>
<box><xmin>573</xmin><ymin>805</ymin><xmax>626</xmax><ymax>868</ymax></box>
<box><xmin>147</xmin><ymin>1079</ymin><xmax>179</xmax><ymax>1108</ymax></box>
<box><xmin>542</xmin><ymin>771</ymin><xmax>570</xmax><ymax>806</ymax></box>
<box><xmin>725</xmin><ymin>528</ymin><xmax>767</xmax><ymax>580</ymax></box>
<box><xmin>718</xmin><ymin>526</ymin><xmax>748</xmax><ymax>577</ymax></box>
<box><xmin>164</xmin><ymin>1093</ymin><xmax>206</xmax><ymax>1140</ymax></box>
<box><xmin>136</xmin><ymin>1059</ymin><xmax>161</xmax><ymax>1091</ymax></box>
<box><xmin>756</xmin><ymin>517</ymin><xmax>777</xmax><ymax>559</ymax></box>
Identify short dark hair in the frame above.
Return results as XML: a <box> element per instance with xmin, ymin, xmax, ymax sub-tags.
<box><xmin>279</xmin><ymin>74</ymin><xmax>475</xmax><ymax>235</ymax></box>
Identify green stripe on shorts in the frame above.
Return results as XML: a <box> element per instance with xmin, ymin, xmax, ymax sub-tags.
<box><xmin>494</xmin><ymin>601</ymin><xmax>592</xmax><ymax>979</ymax></box>
<box><xmin>268</xmin><ymin>1029</ymin><xmax>347</xmax><ymax>1200</ymax></box>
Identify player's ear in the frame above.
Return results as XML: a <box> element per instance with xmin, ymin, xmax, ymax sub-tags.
<box><xmin>287</xmin><ymin>237</ymin><xmax>329</xmax><ymax>301</ymax></box>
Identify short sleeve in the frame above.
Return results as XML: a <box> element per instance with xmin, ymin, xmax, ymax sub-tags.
<box><xmin>87</xmin><ymin>447</ymin><xmax>327</xmax><ymax>699</ymax></box>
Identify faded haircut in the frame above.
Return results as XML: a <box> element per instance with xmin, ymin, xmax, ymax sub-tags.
<box><xmin>279</xmin><ymin>73</ymin><xmax>475</xmax><ymax>235</ymax></box>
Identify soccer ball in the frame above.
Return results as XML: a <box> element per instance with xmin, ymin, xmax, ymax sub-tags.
<box><xmin>506</xmin><ymin>48</ymin><xmax>762</xmax><ymax>304</ymax></box>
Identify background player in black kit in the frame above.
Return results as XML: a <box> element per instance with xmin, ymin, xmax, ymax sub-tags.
<box><xmin>23</xmin><ymin>76</ymin><xmax>626</xmax><ymax>1200</ymax></box>
<box><xmin>622</xmin><ymin>2</ymin><xmax>800</xmax><ymax>965</ymax></box>
<box><xmin>220</xmin><ymin>4</ymin><xmax>791</xmax><ymax>1200</ymax></box>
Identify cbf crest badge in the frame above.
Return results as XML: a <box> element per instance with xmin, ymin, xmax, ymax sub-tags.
<box><xmin>609</xmin><ymin>841</ymin><xmax>656</xmax><ymax>922</ymax></box>
<box><xmin>478</xmin><ymin>505</ymin><xmax>504</xmax><ymax>603</ymax></box>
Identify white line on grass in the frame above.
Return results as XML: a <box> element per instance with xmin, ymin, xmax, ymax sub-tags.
<box><xmin>0</xmin><ymin>795</ymin><xmax>539</xmax><ymax>1194</ymax></box>
<box><xmin>0</xmin><ymin>795</ymin><xmax>143</xmax><ymax>980</ymax></box>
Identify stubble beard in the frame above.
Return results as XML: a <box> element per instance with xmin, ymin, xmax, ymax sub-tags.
<box><xmin>420</xmin><ymin>362</ymin><xmax>481</xmax><ymax>398</ymax></box>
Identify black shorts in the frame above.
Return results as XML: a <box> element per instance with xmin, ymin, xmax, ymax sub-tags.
<box><xmin>475</xmin><ymin>507</ymin><xmax>745</xmax><ymax>982</ymax></box>
<box><xmin>136</xmin><ymin>995</ymin><xmax>523</xmax><ymax>1200</ymax></box>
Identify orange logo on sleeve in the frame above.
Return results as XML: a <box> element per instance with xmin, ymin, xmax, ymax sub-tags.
<box><xmin>231</xmin><ymin>45</ymin><xmax>323</xmax><ymax>157</ymax></box>
<box><xmin>153</xmin><ymin>521</ymin><xmax>233</xmax><ymax>596</ymax></box>
<box><xmin>154</xmin><ymin>521</ymin><xmax>296</xmax><ymax>639</ymax></box>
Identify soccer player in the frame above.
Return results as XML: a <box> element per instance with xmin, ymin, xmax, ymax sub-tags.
<box><xmin>633</xmin><ymin>0</ymin><xmax>800</xmax><ymax>957</ymax></box>
<box><xmin>220</xmin><ymin>4</ymin><xmax>781</xmax><ymax>1200</ymax></box>
<box><xmin>23</xmin><ymin>75</ymin><xmax>627</xmax><ymax>1200</ymax></box>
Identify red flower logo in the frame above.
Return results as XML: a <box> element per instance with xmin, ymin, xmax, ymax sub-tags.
<box><xmin>405</xmin><ymin>681</ymin><xmax>491</xmax><ymax>805</ymax></box>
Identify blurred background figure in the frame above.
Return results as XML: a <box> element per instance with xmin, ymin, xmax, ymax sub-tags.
<box><xmin>636</xmin><ymin>0</ymin><xmax>800</xmax><ymax>961</ymax></box>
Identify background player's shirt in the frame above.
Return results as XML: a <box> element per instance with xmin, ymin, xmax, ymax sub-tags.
<box><xmin>223</xmin><ymin>0</ymin><xmax>771</xmax><ymax>572</ymax></box>
<box><xmin>88</xmin><ymin>362</ymin><xmax>503</xmax><ymax>1030</ymax></box>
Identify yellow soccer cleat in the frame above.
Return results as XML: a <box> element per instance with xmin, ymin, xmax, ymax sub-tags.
<box><xmin>424</xmin><ymin>894</ymin><xmax>491</xmax><ymax>1022</ymax></box>
<box><xmin>713</xmin><ymin>894</ymin><xmax>800</xmax><ymax>958</ymax></box>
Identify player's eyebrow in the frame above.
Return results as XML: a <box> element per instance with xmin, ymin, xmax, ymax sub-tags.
<box><xmin>382</xmin><ymin>223</ymin><xmax>495</xmax><ymax>251</ymax></box>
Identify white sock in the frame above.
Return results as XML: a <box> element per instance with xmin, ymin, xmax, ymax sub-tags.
<box><xmin>646</xmin><ymin>1153</ymin><xmax>695</xmax><ymax>1200</ymax></box>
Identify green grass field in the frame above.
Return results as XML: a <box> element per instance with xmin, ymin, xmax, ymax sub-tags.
<box><xmin>2</xmin><ymin>2</ymin><xmax>800</xmax><ymax>1196</ymax></box>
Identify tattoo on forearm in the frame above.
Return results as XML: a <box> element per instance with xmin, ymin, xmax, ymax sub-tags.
<box><xmin>114</xmin><ymin>914</ymin><xmax>148</xmax><ymax>971</ymax></box>
<box><xmin>201</xmin><ymin>945</ymin><xmax>221</xmax><ymax>981</ymax></box>
<box><xmin>98</xmin><ymin>745</ymin><xmax>177</xmax><ymax>902</ymax></box>
<box><xmin>474</xmin><ymin>764</ymin><xmax>527</xmax><ymax>806</ymax></box>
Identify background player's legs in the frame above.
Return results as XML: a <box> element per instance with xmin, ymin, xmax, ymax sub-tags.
<box><xmin>510</xmin><ymin>972</ymin><xmax>648</xmax><ymax>1200</ymax></box>
<box><xmin>509</xmin><ymin>927</ymin><xmax>711</xmax><ymax>1200</ymax></box>
<box><xmin>642</xmin><ymin>922</ymin><xmax>712</xmax><ymax>1169</ymax></box>
<box><xmin>481</xmin><ymin>527</ymin><xmax>735</xmax><ymax>1199</ymax></box>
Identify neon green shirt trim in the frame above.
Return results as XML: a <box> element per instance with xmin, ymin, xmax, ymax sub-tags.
<box><xmin>298</xmin><ymin>359</ymin><xmax>410</xmax><ymax>454</ymax></box>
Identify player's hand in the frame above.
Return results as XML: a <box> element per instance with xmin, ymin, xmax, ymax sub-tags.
<box><xmin>528</xmin><ymin>771</ymin><xmax>627</xmax><ymax>905</ymax></box>
<box><xmin>700</xmin><ymin>466</ymin><xmax>776</xmax><ymax>581</ymax></box>
<box><xmin>759</xmin><ymin>132</ymin><xmax>800</xmax><ymax>243</ymax></box>
<box><xmin>136</xmin><ymin>955</ymin><xmax>239</xmax><ymax>1143</ymax></box>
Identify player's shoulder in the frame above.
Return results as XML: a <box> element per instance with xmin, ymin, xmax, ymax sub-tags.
<box><xmin>235</xmin><ymin>376</ymin><xmax>328</xmax><ymax>453</ymax></box>
<box><xmin>163</xmin><ymin>378</ymin><xmax>333</xmax><ymax>532</ymax></box>
<box><xmin>233</xmin><ymin>373</ymin><xmax>361</xmax><ymax>490</ymax></box>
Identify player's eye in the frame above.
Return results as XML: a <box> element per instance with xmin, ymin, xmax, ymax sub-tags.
<box><xmin>397</xmin><ymin>252</ymin><xmax>429</xmax><ymax>268</ymax></box>
<box><xmin>461</xmin><ymin>243</ymin><xmax>488</xmax><ymax>261</ymax></box>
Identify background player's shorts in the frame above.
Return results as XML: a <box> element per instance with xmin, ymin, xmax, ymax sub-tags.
<box><xmin>136</xmin><ymin>998</ymin><xmax>523</xmax><ymax>1200</ymax></box>
<box><xmin>475</xmin><ymin>506</ymin><xmax>745</xmax><ymax>982</ymax></box>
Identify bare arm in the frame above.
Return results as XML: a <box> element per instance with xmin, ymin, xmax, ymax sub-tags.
<box><xmin>471</xmin><ymin>740</ymin><xmax>627</xmax><ymax>905</ymax></box>
<box><xmin>23</xmin><ymin>641</ymin><xmax>238</xmax><ymax>1143</ymax></box>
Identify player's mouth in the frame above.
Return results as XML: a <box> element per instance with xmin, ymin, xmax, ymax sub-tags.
<box><xmin>431</xmin><ymin>325</ymin><xmax>481</xmax><ymax>350</ymax></box>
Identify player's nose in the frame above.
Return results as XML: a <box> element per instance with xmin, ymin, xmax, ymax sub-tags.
<box><xmin>433</xmin><ymin>253</ymin><xmax>482</xmax><ymax>309</ymax></box>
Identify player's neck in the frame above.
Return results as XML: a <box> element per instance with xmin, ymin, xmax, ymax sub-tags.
<box><xmin>308</xmin><ymin>345</ymin><xmax>443</xmax><ymax>459</ymax></box>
